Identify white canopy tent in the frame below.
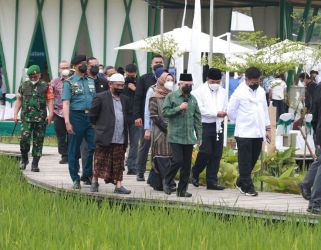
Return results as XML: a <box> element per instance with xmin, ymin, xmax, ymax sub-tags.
<box><xmin>115</xmin><ymin>26</ymin><xmax>254</xmax><ymax>55</ymax></box>
<box><xmin>115</xmin><ymin>26</ymin><xmax>254</xmax><ymax>88</ymax></box>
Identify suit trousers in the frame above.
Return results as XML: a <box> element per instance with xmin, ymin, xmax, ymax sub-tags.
<box><xmin>192</xmin><ymin>123</ymin><xmax>223</xmax><ymax>186</ymax></box>
<box><xmin>164</xmin><ymin>143</ymin><xmax>193</xmax><ymax>195</ymax></box>
<box><xmin>53</xmin><ymin>114</ymin><xmax>68</xmax><ymax>159</ymax></box>
<box><xmin>235</xmin><ymin>137</ymin><xmax>263</xmax><ymax>188</ymax></box>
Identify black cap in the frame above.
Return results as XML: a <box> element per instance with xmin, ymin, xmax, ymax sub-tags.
<box><xmin>71</xmin><ymin>55</ymin><xmax>87</xmax><ymax>66</ymax></box>
<box><xmin>179</xmin><ymin>73</ymin><xmax>193</xmax><ymax>81</ymax></box>
<box><xmin>207</xmin><ymin>68</ymin><xmax>222</xmax><ymax>80</ymax></box>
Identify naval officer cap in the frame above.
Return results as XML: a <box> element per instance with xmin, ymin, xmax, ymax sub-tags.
<box><xmin>27</xmin><ymin>65</ymin><xmax>40</xmax><ymax>76</ymax></box>
<box><xmin>71</xmin><ymin>54</ymin><xmax>87</xmax><ymax>66</ymax></box>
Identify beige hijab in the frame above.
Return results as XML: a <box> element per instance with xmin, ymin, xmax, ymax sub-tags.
<box><xmin>153</xmin><ymin>72</ymin><xmax>171</xmax><ymax>98</ymax></box>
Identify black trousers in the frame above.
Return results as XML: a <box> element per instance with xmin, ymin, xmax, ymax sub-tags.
<box><xmin>192</xmin><ymin>123</ymin><xmax>223</xmax><ymax>186</ymax></box>
<box><xmin>164</xmin><ymin>143</ymin><xmax>193</xmax><ymax>194</ymax></box>
<box><xmin>272</xmin><ymin>99</ymin><xmax>287</xmax><ymax>121</ymax></box>
<box><xmin>236</xmin><ymin>137</ymin><xmax>263</xmax><ymax>188</ymax></box>
<box><xmin>53</xmin><ymin>114</ymin><xmax>68</xmax><ymax>159</ymax></box>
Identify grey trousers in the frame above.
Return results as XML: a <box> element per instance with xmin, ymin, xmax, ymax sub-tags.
<box><xmin>127</xmin><ymin>124</ymin><xmax>140</xmax><ymax>171</ymax></box>
<box><xmin>309</xmin><ymin>150</ymin><xmax>321</xmax><ymax>207</ymax></box>
<box><xmin>302</xmin><ymin>148</ymin><xmax>321</xmax><ymax>189</ymax></box>
<box><xmin>136</xmin><ymin>127</ymin><xmax>151</xmax><ymax>175</ymax></box>
<box><xmin>80</xmin><ymin>139</ymin><xmax>88</xmax><ymax>172</ymax></box>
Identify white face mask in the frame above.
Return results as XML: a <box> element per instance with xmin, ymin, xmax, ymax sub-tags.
<box><xmin>99</xmin><ymin>69</ymin><xmax>104</xmax><ymax>74</ymax></box>
<box><xmin>208</xmin><ymin>83</ymin><xmax>220</xmax><ymax>92</ymax></box>
<box><xmin>164</xmin><ymin>81</ymin><xmax>174</xmax><ymax>91</ymax></box>
<box><xmin>61</xmin><ymin>69</ymin><xmax>70</xmax><ymax>77</ymax></box>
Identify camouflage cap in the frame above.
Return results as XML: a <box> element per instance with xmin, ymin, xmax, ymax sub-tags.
<box><xmin>27</xmin><ymin>65</ymin><xmax>40</xmax><ymax>76</ymax></box>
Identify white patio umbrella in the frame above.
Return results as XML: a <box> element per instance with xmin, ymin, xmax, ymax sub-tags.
<box><xmin>114</xmin><ymin>26</ymin><xmax>254</xmax><ymax>54</ymax></box>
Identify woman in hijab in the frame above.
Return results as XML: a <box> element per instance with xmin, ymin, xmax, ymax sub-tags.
<box><xmin>148</xmin><ymin>72</ymin><xmax>176</xmax><ymax>191</ymax></box>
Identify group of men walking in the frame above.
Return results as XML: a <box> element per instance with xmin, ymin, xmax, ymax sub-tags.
<box><xmin>15</xmin><ymin>52</ymin><xmax>273</xmax><ymax>198</ymax></box>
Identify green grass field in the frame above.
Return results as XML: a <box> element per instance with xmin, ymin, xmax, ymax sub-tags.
<box><xmin>0</xmin><ymin>155</ymin><xmax>320</xmax><ymax>250</ymax></box>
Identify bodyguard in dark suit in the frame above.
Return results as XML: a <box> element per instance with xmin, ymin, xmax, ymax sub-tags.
<box><xmin>89</xmin><ymin>73</ymin><xmax>131</xmax><ymax>194</ymax></box>
<box><xmin>133</xmin><ymin>54</ymin><xmax>164</xmax><ymax>181</ymax></box>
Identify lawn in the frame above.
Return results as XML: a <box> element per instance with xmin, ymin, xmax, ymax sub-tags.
<box><xmin>0</xmin><ymin>155</ymin><xmax>320</xmax><ymax>250</ymax></box>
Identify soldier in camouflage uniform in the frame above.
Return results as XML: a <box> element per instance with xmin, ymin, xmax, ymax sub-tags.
<box><xmin>14</xmin><ymin>65</ymin><xmax>54</xmax><ymax>171</ymax></box>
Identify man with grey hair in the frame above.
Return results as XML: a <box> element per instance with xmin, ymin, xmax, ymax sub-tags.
<box><xmin>51</xmin><ymin>60</ymin><xmax>71</xmax><ymax>164</ymax></box>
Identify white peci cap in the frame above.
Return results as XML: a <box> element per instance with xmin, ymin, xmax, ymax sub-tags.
<box><xmin>109</xmin><ymin>73</ymin><xmax>125</xmax><ymax>82</ymax></box>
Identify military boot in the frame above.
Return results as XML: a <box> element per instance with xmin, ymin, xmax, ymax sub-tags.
<box><xmin>20</xmin><ymin>154</ymin><xmax>29</xmax><ymax>170</ymax></box>
<box><xmin>31</xmin><ymin>157</ymin><xmax>40</xmax><ymax>172</ymax></box>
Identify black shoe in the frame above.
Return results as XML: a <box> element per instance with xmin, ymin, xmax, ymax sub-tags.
<box><xmin>73</xmin><ymin>180</ymin><xmax>81</xmax><ymax>190</ymax></box>
<box><xmin>307</xmin><ymin>206</ymin><xmax>321</xmax><ymax>214</ymax></box>
<box><xmin>20</xmin><ymin>154</ymin><xmax>29</xmax><ymax>170</ymax></box>
<box><xmin>90</xmin><ymin>182</ymin><xmax>99</xmax><ymax>192</ymax></box>
<box><xmin>191</xmin><ymin>176</ymin><xmax>199</xmax><ymax>187</ymax></box>
<box><xmin>177</xmin><ymin>191</ymin><xmax>192</xmax><ymax>197</ymax></box>
<box><xmin>163</xmin><ymin>184</ymin><xmax>172</xmax><ymax>195</ymax></box>
<box><xmin>59</xmin><ymin>157</ymin><xmax>68</xmax><ymax>164</ymax></box>
<box><xmin>80</xmin><ymin>176</ymin><xmax>92</xmax><ymax>185</ymax></box>
<box><xmin>136</xmin><ymin>174</ymin><xmax>145</xmax><ymax>182</ymax></box>
<box><xmin>170</xmin><ymin>186</ymin><xmax>177</xmax><ymax>192</ymax></box>
<box><xmin>31</xmin><ymin>157</ymin><xmax>40</xmax><ymax>172</ymax></box>
<box><xmin>299</xmin><ymin>183</ymin><xmax>311</xmax><ymax>200</ymax></box>
<box><xmin>245</xmin><ymin>186</ymin><xmax>258</xmax><ymax>196</ymax></box>
<box><xmin>127</xmin><ymin>169</ymin><xmax>136</xmax><ymax>175</ymax></box>
<box><xmin>207</xmin><ymin>184</ymin><xmax>226</xmax><ymax>190</ymax></box>
<box><xmin>114</xmin><ymin>186</ymin><xmax>131</xmax><ymax>194</ymax></box>
<box><xmin>235</xmin><ymin>180</ymin><xmax>246</xmax><ymax>194</ymax></box>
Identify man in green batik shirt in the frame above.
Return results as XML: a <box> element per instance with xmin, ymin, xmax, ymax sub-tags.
<box><xmin>162</xmin><ymin>73</ymin><xmax>202</xmax><ymax>198</ymax></box>
<box><xmin>14</xmin><ymin>65</ymin><xmax>54</xmax><ymax>172</ymax></box>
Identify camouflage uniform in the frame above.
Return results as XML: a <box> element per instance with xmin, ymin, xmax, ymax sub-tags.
<box><xmin>18</xmin><ymin>80</ymin><xmax>54</xmax><ymax>157</ymax></box>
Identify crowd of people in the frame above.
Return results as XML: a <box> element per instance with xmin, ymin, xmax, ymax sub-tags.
<box><xmin>11</xmin><ymin>53</ymin><xmax>321</xmax><ymax>213</ymax></box>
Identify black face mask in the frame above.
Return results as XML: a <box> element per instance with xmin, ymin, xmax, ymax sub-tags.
<box><xmin>249</xmin><ymin>84</ymin><xmax>259</xmax><ymax>91</ymax></box>
<box><xmin>90</xmin><ymin>65</ymin><xmax>99</xmax><ymax>76</ymax></box>
<box><xmin>125</xmin><ymin>77</ymin><xmax>136</xmax><ymax>83</ymax></box>
<box><xmin>114</xmin><ymin>88</ymin><xmax>123</xmax><ymax>96</ymax></box>
<box><xmin>78</xmin><ymin>63</ymin><xmax>87</xmax><ymax>73</ymax></box>
<box><xmin>182</xmin><ymin>85</ymin><xmax>192</xmax><ymax>95</ymax></box>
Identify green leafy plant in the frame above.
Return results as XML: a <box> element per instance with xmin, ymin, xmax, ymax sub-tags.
<box><xmin>142</xmin><ymin>35</ymin><xmax>184</xmax><ymax>64</ymax></box>
<box><xmin>257</xmin><ymin>148</ymin><xmax>302</xmax><ymax>194</ymax></box>
<box><xmin>203</xmin><ymin>31</ymin><xmax>308</xmax><ymax>77</ymax></box>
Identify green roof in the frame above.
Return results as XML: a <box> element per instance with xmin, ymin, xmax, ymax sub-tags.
<box><xmin>145</xmin><ymin>0</ymin><xmax>321</xmax><ymax>9</ymax></box>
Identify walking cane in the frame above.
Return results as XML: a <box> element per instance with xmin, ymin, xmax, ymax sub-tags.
<box><xmin>299</xmin><ymin>126</ymin><xmax>316</xmax><ymax>161</ymax></box>
<box><xmin>11</xmin><ymin>121</ymin><xmax>18</xmax><ymax>137</ymax></box>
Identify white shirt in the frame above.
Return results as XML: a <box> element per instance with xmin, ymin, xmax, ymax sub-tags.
<box><xmin>192</xmin><ymin>82</ymin><xmax>228</xmax><ymax>124</ymax></box>
<box><xmin>228</xmin><ymin>82</ymin><xmax>270</xmax><ymax>139</ymax></box>
<box><xmin>270</xmin><ymin>79</ymin><xmax>287</xmax><ymax>100</ymax></box>
<box><xmin>297</xmin><ymin>80</ymin><xmax>305</xmax><ymax>87</ymax></box>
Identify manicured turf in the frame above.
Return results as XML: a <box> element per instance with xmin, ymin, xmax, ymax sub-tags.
<box><xmin>0</xmin><ymin>155</ymin><xmax>320</xmax><ymax>250</ymax></box>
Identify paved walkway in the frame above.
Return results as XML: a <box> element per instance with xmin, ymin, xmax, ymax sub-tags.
<box><xmin>0</xmin><ymin>143</ymin><xmax>317</xmax><ymax>221</ymax></box>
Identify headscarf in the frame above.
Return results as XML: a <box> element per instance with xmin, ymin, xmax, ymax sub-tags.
<box><xmin>153</xmin><ymin>72</ymin><xmax>171</xmax><ymax>98</ymax></box>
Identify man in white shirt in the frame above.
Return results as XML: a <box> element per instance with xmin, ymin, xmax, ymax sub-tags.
<box><xmin>191</xmin><ymin>68</ymin><xmax>227</xmax><ymax>190</ymax></box>
<box><xmin>269</xmin><ymin>74</ymin><xmax>287</xmax><ymax>120</ymax></box>
<box><xmin>228</xmin><ymin>67</ymin><xmax>271</xmax><ymax>196</ymax></box>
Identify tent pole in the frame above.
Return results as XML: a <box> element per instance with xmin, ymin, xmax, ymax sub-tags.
<box><xmin>224</xmin><ymin>32</ymin><xmax>231</xmax><ymax>147</ymax></box>
<box><xmin>209</xmin><ymin>0</ymin><xmax>214</xmax><ymax>66</ymax></box>
<box><xmin>160</xmin><ymin>7</ymin><xmax>164</xmax><ymax>56</ymax></box>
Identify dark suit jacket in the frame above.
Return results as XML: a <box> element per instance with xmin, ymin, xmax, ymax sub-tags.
<box><xmin>133</xmin><ymin>73</ymin><xmax>157</xmax><ymax>122</ymax></box>
<box><xmin>89</xmin><ymin>91</ymin><xmax>129</xmax><ymax>148</ymax></box>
